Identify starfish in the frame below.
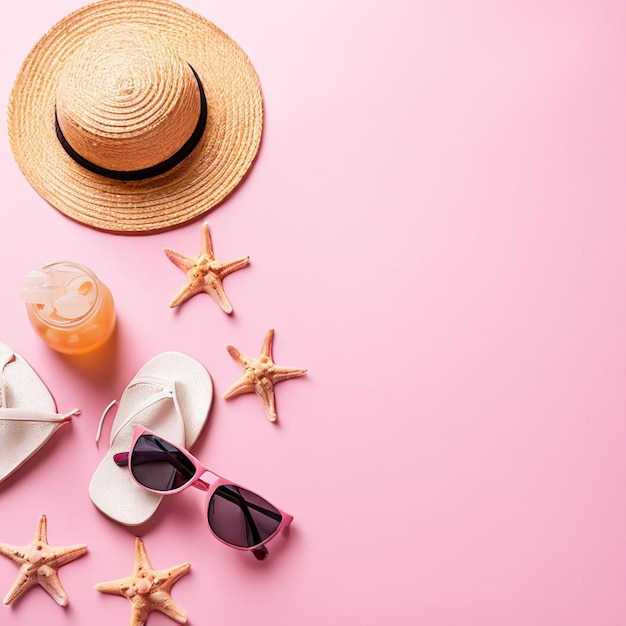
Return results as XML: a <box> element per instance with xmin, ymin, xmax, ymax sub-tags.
<box><xmin>223</xmin><ymin>329</ymin><xmax>307</xmax><ymax>422</ymax></box>
<box><xmin>164</xmin><ymin>221</ymin><xmax>249</xmax><ymax>312</ymax></box>
<box><xmin>0</xmin><ymin>514</ymin><xmax>87</xmax><ymax>606</ymax></box>
<box><xmin>95</xmin><ymin>537</ymin><xmax>190</xmax><ymax>626</ymax></box>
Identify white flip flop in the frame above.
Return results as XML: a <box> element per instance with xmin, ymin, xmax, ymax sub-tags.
<box><xmin>0</xmin><ymin>343</ymin><xmax>79</xmax><ymax>484</ymax></box>
<box><xmin>88</xmin><ymin>352</ymin><xmax>213</xmax><ymax>526</ymax></box>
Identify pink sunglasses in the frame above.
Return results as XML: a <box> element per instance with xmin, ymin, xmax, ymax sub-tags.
<box><xmin>114</xmin><ymin>426</ymin><xmax>293</xmax><ymax>560</ymax></box>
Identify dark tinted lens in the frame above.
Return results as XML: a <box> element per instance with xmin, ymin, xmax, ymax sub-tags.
<box><xmin>130</xmin><ymin>434</ymin><xmax>196</xmax><ymax>492</ymax></box>
<box><xmin>208</xmin><ymin>485</ymin><xmax>283</xmax><ymax>548</ymax></box>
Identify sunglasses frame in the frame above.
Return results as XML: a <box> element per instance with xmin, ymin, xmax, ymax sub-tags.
<box><xmin>118</xmin><ymin>425</ymin><xmax>293</xmax><ymax>560</ymax></box>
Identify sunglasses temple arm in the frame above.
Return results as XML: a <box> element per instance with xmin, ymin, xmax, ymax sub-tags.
<box><xmin>217</xmin><ymin>488</ymin><xmax>283</xmax><ymax>523</ymax></box>
<box><xmin>235</xmin><ymin>494</ymin><xmax>264</xmax><ymax>547</ymax></box>
<box><xmin>253</xmin><ymin>546</ymin><xmax>269</xmax><ymax>560</ymax></box>
<box><xmin>216</xmin><ymin>490</ymin><xmax>289</xmax><ymax>560</ymax></box>
<box><xmin>114</xmin><ymin>452</ymin><xmax>129</xmax><ymax>466</ymax></box>
<box><xmin>215</xmin><ymin>489</ymin><xmax>268</xmax><ymax>554</ymax></box>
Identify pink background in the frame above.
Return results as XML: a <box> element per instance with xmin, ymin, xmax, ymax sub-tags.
<box><xmin>0</xmin><ymin>0</ymin><xmax>625</xmax><ymax>624</ymax></box>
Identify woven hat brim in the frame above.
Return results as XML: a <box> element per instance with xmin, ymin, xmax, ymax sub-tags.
<box><xmin>8</xmin><ymin>0</ymin><xmax>263</xmax><ymax>234</ymax></box>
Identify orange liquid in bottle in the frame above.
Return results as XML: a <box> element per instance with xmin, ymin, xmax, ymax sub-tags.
<box><xmin>25</xmin><ymin>262</ymin><xmax>116</xmax><ymax>355</ymax></box>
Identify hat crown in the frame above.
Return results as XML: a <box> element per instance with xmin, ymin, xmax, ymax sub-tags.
<box><xmin>56</xmin><ymin>25</ymin><xmax>202</xmax><ymax>172</ymax></box>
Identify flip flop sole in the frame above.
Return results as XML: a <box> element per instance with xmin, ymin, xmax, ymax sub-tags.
<box><xmin>0</xmin><ymin>347</ymin><xmax>67</xmax><ymax>483</ymax></box>
<box><xmin>88</xmin><ymin>352</ymin><xmax>213</xmax><ymax>525</ymax></box>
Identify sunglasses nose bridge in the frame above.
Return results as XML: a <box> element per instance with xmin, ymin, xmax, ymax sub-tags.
<box><xmin>193</xmin><ymin>469</ymin><xmax>219</xmax><ymax>491</ymax></box>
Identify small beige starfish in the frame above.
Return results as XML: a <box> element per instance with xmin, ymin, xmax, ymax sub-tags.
<box><xmin>95</xmin><ymin>537</ymin><xmax>190</xmax><ymax>626</ymax></box>
<box><xmin>223</xmin><ymin>329</ymin><xmax>307</xmax><ymax>422</ymax></box>
<box><xmin>164</xmin><ymin>221</ymin><xmax>249</xmax><ymax>312</ymax></box>
<box><xmin>0</xmin><ymin>514</ymin><xmax>87</xmax><ymax>606</ymax></box>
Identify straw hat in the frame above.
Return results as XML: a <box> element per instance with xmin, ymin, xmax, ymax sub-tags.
<box><xmin>8</xmin><ymin>0</ymin><xmax>263</xmax><ymax>234</ymax></box>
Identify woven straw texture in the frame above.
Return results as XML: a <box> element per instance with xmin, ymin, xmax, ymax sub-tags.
<box><xmin>8</xmin><ymin>0</ymin><xmax>263</xmax><ymax>234</ymax></box>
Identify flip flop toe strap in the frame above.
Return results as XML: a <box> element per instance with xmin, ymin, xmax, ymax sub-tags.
<box><xmin>0</xmin><ymin>348</ymin><xmax>16</xmax><ymax>410</ymax></box>
<box><xmin>0</xmin><ymin>347</ymin><xmax>79</xmax><ymax>424</ymax></box>
<box><xmin>98</xmin><ymin>375</ymin><xmax>184</xmax><ymax>444</ymax></box>
<box><xmin>0</xmin><ymin>408</ymin><xmax>80</xmax><ymax>423</ymax></box>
